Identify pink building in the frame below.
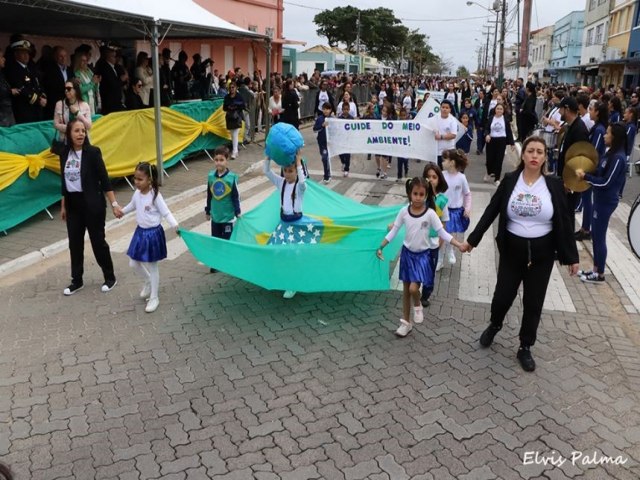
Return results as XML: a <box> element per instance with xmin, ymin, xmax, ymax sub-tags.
<box><xmin>146</xmin><ymin>0</ymin><xmax>299</xmax><ymax>76</ymax></box>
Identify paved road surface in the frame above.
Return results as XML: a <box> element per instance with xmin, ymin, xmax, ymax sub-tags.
<box><xmin>1</xmin><ymin>128</ymin><xmax>639</xmax><ymax>479</ymax></box>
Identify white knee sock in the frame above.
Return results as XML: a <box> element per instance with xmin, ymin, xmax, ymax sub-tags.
<box><xmin>130</xmin><ymin>259</ymin><xmax>150</xmax><ymax>283</ymax></box>
<box><xmin>147</xmin><ymin>261</ymin><xmax>160</xmax><ymax>300</ymax></box>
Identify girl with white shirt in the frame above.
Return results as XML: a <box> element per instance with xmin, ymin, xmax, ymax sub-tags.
<box><xmin>439</xmin><ymin>149</ymin><xmax>472</xmax><ymax>270</ymax></box>
<box><xmin>377</xmin><ymin>177</ymin><xmax>463</xmax><ymax>337</ymax></box>
<box><xmin>484</xmin><ymin>103</ymin><xmax>515</xmax><ymax>186</ymax></box>
<box><xmin>336</xmin><ymin>91</ymin><xmax>358</xmax><ymax>119</ymax></box>
<box><xmin>120</xmin><ymin>162</ymin><xmax>179</xmax><ymax>313</ymax></box>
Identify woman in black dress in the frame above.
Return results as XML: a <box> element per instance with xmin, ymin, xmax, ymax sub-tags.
<box><xmin>280</xmin><ymin>79</ymin><xmax>300</xmax><ymax>129</ymax></box>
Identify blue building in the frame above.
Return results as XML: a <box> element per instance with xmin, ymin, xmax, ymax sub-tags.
<box><xmin>550</xmin><ymin>11</ymin><xmax>584</xmax><ymax>84</ymax></box>
<box><xmin>625</xmin><ymin>0</ymin><xmax>640</xmax><ymax>86</ymax></box>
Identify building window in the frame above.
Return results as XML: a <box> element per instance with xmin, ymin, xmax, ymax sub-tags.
<box><xmin>598</xmin><ymin>0</ymin><xmax>606</xmax><ymax>3</ymax></box>
<box><xmin>589</xmin><ymin>0</ymin><xmax>596</xmax><ymax>10</ymax></box>
<box><xmin>595</xmin><ymin>24</ymin><xmax>603</xmax><ymax>44</ymax></box>
<box><xmin>587</xmin><ymin>28</ymin><xmax>594</xmax><ymax>46</ymax></box>
<box><xmin>248</xmin><ymin>25</ymin><xmax>258</xmax><ymax>32</ymax></box>
<box><xmin>265</xmin><ymin>27</ymin><xmax>274</xmax><ymax>38</ymax></box>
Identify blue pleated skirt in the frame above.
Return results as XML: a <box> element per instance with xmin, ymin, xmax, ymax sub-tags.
<box><xmin>446</xmin><ymin>207</ymin><xmax>470</xmax><ymax>233</ymax></box>
<box><xmin>127</xmin><ymin>225</ymin><xmax>167</xmax><ymax>262</ymax></box>
<box><xmin>399</xmin><ymin>245</ymin><xmax>431</xmax><ymax>284</ymax></box>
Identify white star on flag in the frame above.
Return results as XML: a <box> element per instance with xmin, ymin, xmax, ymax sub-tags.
<box><xmin>287</xmin><ymin>226</ymin><xmax>294</xmax><ymax>234</ymax></box>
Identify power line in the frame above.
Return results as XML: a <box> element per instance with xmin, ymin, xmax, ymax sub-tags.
<box><xmin>283</xmin><ymin>1</ymin><xmax>488</xmax><ymax>22</ymax></box>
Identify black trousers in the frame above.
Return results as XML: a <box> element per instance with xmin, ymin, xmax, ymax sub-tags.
<box><xmin>489</xmin><ymin>232</ymin><xmax>555</xmax><ymax>347</ymax></box>
<box><xmin>211</xmin><ymin>221</ymin><xmax>233</xmax><ymax>240</ymax></box>
<box><xmin>486</xmin><ymin>136</ymin><xmax>507</xmax><ymax>180</ymax></box>
<box><xmin>65</xmin><ymin>193</ymin><xmax>115</xmax><ymax>285</ymax></box>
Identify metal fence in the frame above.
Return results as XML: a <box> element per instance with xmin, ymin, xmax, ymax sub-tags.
<box><xmin>215</xmin><ymin>84</ymin><xmax>374</xmax><ymax>142</ymax></box>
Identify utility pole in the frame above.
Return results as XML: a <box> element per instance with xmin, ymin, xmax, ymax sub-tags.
<box><xmin>519</xmin><ymin>0</ymin><xmax>533</xmax><ymax>80</ymax></box>
<box><xmin>497</xmin><ymin>0</ymin><xmax>507</xmax><ymax>87</ymax></box>
<box><xmin>482</xmin><ymin>25</ymin><xmax>492</xmax><ymax>73</ymax></box>
<box><xmin>355</xmin><ymin>11</ymin><xmax>361</xmax><ymax>73</ymax></box>
<box><xmin>492</xmin><ymin>10</ymin><xmax>499</xmax><ymax>78</ymax></box>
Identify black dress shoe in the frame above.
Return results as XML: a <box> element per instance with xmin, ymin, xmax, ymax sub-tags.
<box><xmin>479</xmin><ymin>324</ymin><xmax>501</xmax><ymax>347</ymax></box>
<box><xmin>517</xmin><ymin>346</ymin><xmax>536</xmax><ymax>372</ymax></box>
<box><xmin>420</xmin><ymin>297</ymin><xmax>430</xmax><ymax>308</ymax></box>
<box><xmin>574</xmin><ymin>230</ymin><xmax>591</xmax><ymax>241</ymax></box>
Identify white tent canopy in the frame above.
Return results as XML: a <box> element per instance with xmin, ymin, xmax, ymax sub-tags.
<box><xmin>0</xmin><ymin>0</ymin><xmax>266</xmax><ymax>40</ymax></box>
<box><xmin>0</xmin><ymin>0</ymin><xmax>271</xmax><ymax>182</ymax></box>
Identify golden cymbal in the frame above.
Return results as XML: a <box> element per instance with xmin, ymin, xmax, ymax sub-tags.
<box><xmin>565</xmin><ymin>141</ymin><xmax>598</xmax><ymax>168</ymax></box>
<box><xmin>563</xmin><ymin>155</ymin><xmax>597</xmax><ymax>192</ymax></box>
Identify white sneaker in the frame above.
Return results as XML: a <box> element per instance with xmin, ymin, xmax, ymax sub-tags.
<box><xmin>140</xmin><ymin>282</ymin><xmax>151</xmax><ymax>299</ymax></box>
<box><xmin>145</xmin><ymin>297</ymin><xmax>159</xmax><ymax>313</ymax></box>
<box><xmin>436</xmin><ymin>259</ymin><xmax>444</xmax><ymax>271</ymax></box>
<box><xmin>231</xmin><ymin>151</ymin><xmax>238</xmax><ymax>159</ymax></box>
<box><xmin>395</xmin><ymin>319</ymin><xmax>412</xmax><ymax>337</ymax></box>
<box><xmin>494</xmin><ymin>180</ymin><xmax>501</xmax><ymax>187</ymax></box>
<box><xmin>413</xmin><ymin>306</ymin><xmax>424</xmax><ymax>324</ymax></box>
<box><xmin>343</xmin><ymin>171</ymin><xmax>349</xmax><ymax>177</ymax></box>
<box><xmin>483</xmin><ymin>174</ymin><xmax>491</xmax><ymax>183</ymax></box>
<box><xmin>447</xmin><ymin>248</ymin><xmax>456</xmax><ymax>265</ymax></box>
<box><xmin>283</xmin><ymin>290</ymin><xmax>297</xmax><ymax>299</ymax></box>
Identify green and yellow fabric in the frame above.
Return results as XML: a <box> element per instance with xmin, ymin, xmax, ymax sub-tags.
<box><xmin>0</xmin><ymin>100</ymin><xmax>238</xmax><ymax>232</ymax></box>
<box><xmin>180</xmin><ymin>181</ymin><xmax>405</xmax><ymax>293</ymax></box>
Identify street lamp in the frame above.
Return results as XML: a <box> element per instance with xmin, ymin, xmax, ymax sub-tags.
<box><xmin>466</xmin><ymin>1</ymin><xmax>505</xmax><ymax>86</ymax></box>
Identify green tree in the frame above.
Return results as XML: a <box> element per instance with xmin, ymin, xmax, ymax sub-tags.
<box><xmin>313</xmin><ymin>7</ymin><xmax>409</xmax><ymax>64</ymax></box>
<box><xmin>313</xmin><ymin>6</ymin><xmax>359</xmax><ymax>50</ymax></box>
<box><xmin>360</xmin><ymin>8</ymin><xmax>408</xmax><ymax>63</ymax></box>
<box><xmin>405</xmin><ymin>29</ymin><xmax>438</xmax><ymax>74</ymax></box>
<box><xmin>456</xmin><ymin>66</ymin><xmax>470</xmax><ymax>78</ymax></box>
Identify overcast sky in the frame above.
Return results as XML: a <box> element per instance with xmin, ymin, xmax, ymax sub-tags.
<box><xmin>283</xmin><ymin>0</ymin><xmax>586</xmax><ymax>71</ymax></box>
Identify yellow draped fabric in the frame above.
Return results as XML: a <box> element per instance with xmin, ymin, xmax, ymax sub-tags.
<box><xmin>0</xmin><ymin>105</ymin><xmax>238</xmax><ymax>191</ymax></box>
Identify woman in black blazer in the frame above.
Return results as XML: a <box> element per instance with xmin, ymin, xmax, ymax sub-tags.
<box><xmin>462</xmin><ymin>136</ymin><xmax>579</xmax><ymax>372</ymax></box>
<box><xmin>60</xmin><ymin>118</ymin><xmax>122</xmax><ymax>295</ymax></box>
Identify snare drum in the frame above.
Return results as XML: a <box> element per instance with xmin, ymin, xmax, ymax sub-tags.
<box><xmin>540</xmin><ymin>130</ymin><xmax>557</xmax><ymax>149</ymax></box>
<box><xmin>628</xmin><ymin>194</ymin><xmax>640</xmax><ymax>259</ymax></box>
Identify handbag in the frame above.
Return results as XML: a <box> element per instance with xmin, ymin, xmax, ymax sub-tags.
<box><xmin>51</xmin><ymin>137</ymin><xmax>66</xmax><ymax>156</ymax></box>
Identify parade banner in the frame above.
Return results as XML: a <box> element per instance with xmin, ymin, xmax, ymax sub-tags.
<box><xmin>326</xmin><ymin>118</ymin><xmax>437</xmax><ymax>161</ymax></box>
<box><xmin>415</xmin><ymin>89</ymin><xmax>444</xmax><ymax>102</ymax></box>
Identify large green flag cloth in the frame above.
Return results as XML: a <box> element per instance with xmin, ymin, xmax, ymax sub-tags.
<box><xmin>180</xmin><ymin>180</ymin><xmax>405</xmax><ymax>292</ymax></box>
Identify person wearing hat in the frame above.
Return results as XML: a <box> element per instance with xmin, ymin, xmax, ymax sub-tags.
<box><xmin>557</xmin><ymin>95</ymin><xmax>589</xmax><ymax>230</ymax></box>
<box><xmin>3</xmin><ymin>39</ymin><xmax>47</xmax><ymax>123</ymax></box>
<box><xmin>94</xmin><ymin>44</ymin><xmax>126</xmax><ymax>114</ymax></box>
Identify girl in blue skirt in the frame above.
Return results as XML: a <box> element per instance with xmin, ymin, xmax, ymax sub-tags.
<box><xmin>119</xmin><ymin>162</ymin><xmax>179</xmax><ymax>313</ymax></box>
<box><xmin>377</xmin><ymin>177</ymin><xmax>463</xmax><ymax>337</ymax></box>
<box><xmin>439</xmin><ymin>149</ymin><xmax>472</xmax><ymax>270</ymax></box>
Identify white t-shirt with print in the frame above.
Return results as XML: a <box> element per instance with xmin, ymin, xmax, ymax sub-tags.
<box><xmin>506</xmin><ymin>173</ymin><xmax>553</xmax><ymax>238</ymax></box>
